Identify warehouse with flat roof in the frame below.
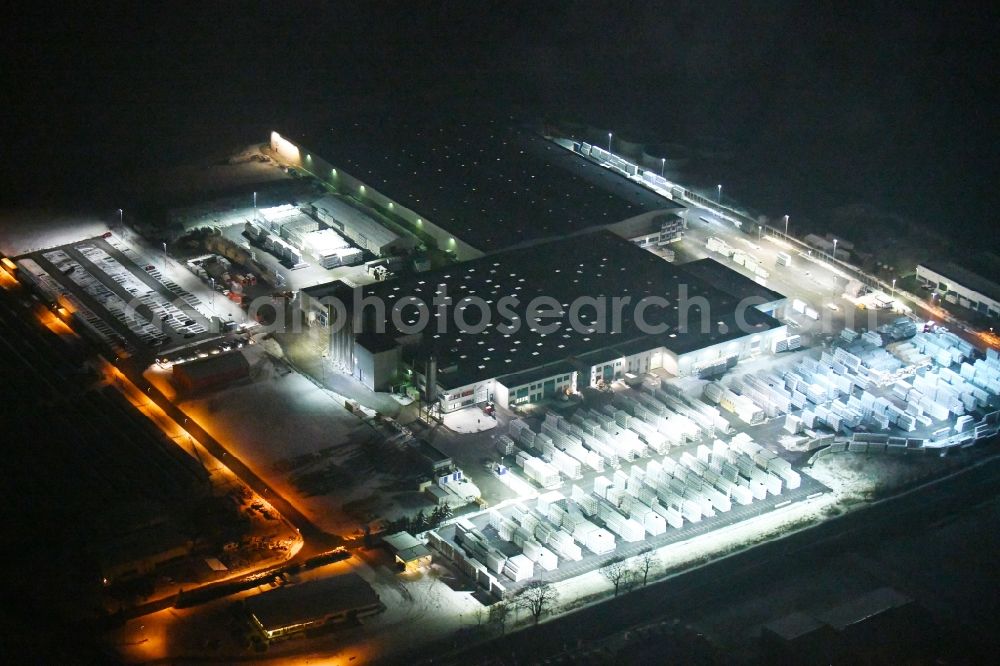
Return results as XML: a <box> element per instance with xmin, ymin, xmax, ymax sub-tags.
<box><xmin>304</xmin><ymin>230</ymin><xmax>785</xmax><ymax>410</ymax></box>
<box><xmin>917</xmin><ymin>261</ymin><xmax>1000</xmax><ymax>319</ymax></box>
<box><xmin>676</xmin><ymin>257</ymin><xmax>787</xmax><ymax>316</ymax></box>
<box><xmin>270</xmin><ymin>114</ymin><xmax>681</xmax><ymax>256</ymax></box>
<box><xmin>245</xmin><ymin>573</ymin><xmax>383</xmax><ymax>641</ymax></box>
<box><xmin>172</xmin><ymin>351</ymin><xmax>250</xmax><ymax>393</ymax></box>
<box><xmin>308</xmin><ymin>193</ymin><xmax>413</xmax><ymax>257</ymax></box>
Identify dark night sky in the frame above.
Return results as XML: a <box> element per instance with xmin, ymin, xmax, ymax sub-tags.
<box><xmin>4</xmin><ymin>1</ymin><xmax>998</xmax><ymax>249</ymax></box>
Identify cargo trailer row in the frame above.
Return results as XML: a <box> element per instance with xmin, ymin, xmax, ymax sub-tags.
<box><xmin>14</xmin><ymin>258</ymin><xmax>120</xmax><ymax>351</ymax></box>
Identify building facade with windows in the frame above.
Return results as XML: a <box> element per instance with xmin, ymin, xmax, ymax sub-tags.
<box><xmin>917</xmin><ymin>262</ymin><xmax>1000</xmax><ymax>319</ymax></box>
<box><xmin>301</xmin><ymin>231</ymin><xmax>786</xmax><ymax>412</ymax></box>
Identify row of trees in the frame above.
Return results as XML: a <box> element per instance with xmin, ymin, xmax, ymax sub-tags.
<box><xmin>479</xmin><ymin>549</ymin><xmax>661</xmax><ymax>635</ymax></box>
<box><xmin>383</xmin><ymin>504</ymin><xmax>453</xmax><ymax>535</ymax></box>
<box><xmin>600</xmin><ymin>549</ymin><xmax>660</xmax><ymax>597</ymax></box>
<box><xmin>482</xmin><ymin>580</ymin><xmax>559</xmax><ymax>635</ymax></box>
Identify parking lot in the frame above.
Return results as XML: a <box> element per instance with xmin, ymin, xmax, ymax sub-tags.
<box><xmin>24</xmin><ymin>235</ymin><xmax>220</xmax><ymax>355</ymax></box>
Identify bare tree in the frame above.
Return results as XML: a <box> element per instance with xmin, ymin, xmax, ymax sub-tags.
<box><xmin>488</xmin><ymin>599</ymin><xmax>513</xmax><ymax>635</ymax></box>
<box><xmin>622</xmin><ymin>567</ymin><xmax>642</xmax><ymax>594</ymax></box>
<box><xmin>600</xmin><ymin>557</ymin><xmax>631</xmax><ymax>596</ymax></box>
<box><xmin>516</xmin><ymin>580</ymin><xmax>558</xmax><ymax>625</ymax></box>
<box><xmin>637</xmin><ymin>548</ymin><xmax>659</xmax><ymax>586</ymax></box>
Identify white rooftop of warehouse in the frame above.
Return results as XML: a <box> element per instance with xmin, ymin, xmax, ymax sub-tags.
<box><xmin>259</xmin><ymin>204</ymin><xmax>299</xmax><ymax>223</ymax></box>
<box><xmin>304</xmin><ymin>228</ymin><xmax>351</xmax><ymax>253</ymax></box>
<box><xmin>310</xmin><ymin>194</ymin><xmax>400</xmax><ymax>248</ymax></box>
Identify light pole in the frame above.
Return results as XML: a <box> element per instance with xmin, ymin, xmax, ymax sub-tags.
<box><xmin>253</xmin><ymin>191</ymin><xmax>257</xmax><ymax>221</ymax></box>
<box><xmin>891</xmin><ymin>278</ymin><xmax>896</xmax><ymax>299</ymax></box>
<box><xmin>783</xmin><ymin>214</ymin><xmax>789</xmax><ymax>236</ymax></box>
<box><xmin>660</xmin><ymin>157</ymin><xmax>666</xmax><ymax>177</ymax></box>
<box><xmin>832</xmin><ymin>239</ymin><xmax>838</xmax><ymax>262</ymax></box>
<box><xmin>162</xmin><ymin>242</ymin><xmax>167</xmax><ymax>271</ymax></box>
<box><xmin>607</xmin><ymin>132</ymin><xmax>613</xmax><ymax>153</ymax></box>
<box><xmin>716</xmin><ymin>184</ymin><xmax>722</xmax><ymax>204</ymax></box>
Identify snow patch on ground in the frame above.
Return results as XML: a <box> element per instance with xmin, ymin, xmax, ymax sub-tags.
<box><xmin>0</xmin><ymin>209</ymin><xmax>109</xmax><ymax>256</ymax></box>
<box><xmin>180</xmin><ymin>365</ymin><xmax>424</xmax><ymax>534</ymax></box>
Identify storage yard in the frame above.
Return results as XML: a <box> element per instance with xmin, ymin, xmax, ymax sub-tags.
<box><xmin>245</xmin><ymin>204</ymin><xmax>366</xmax><ymax>269</ymax></box>
<box><xmin>428</xmin><ymin>370</ymin><xmax>827</xmax><ymax>596</ymax></box>
<box><xmin>425</xmin><ymin>319</ymin><xmax>1000</xmax><ymax>599</ymax></box>
<box><xmin>431</xmin><ymin>438</ymin><xmax>820</xmax><ymax>597</ymax></box>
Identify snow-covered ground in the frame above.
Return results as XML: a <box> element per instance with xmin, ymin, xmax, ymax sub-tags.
<box><xmin>154</xmin><ymin>346</ymin><xmax>436</xmax><ymax>534</ymax></box>
<box><xmin>180</xmin><ymin>366</ymin><xmax>373</xmax><ymax>534</ymax></box>
<box><xmin>443</xmin><ymin>407</ymin><xmax>498</xmax><ymax>434</ymax></box>
<box><xmin>0</xmin><ymin>209</ymin><xmax>109</xmax><ymax>256</ymax></box>
<box><xmin>805</xmin><ymin>450</ymin><xmax>958</xmax><ymax>503</ymax></box>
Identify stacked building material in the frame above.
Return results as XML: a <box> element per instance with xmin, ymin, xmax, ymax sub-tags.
<box><xmin>510</xmin><ymin>418</ymin><xmax>532</xmax><ymax>441</ymax></box>
<box><xmin>503</xmin><ymin>554</ymin><xmax>534</xmax><ymax>582</ymax></box>
<box><xmin>534</xmin><ymin>492</ymin><xmax>563</xmax><ymax>516</ymax></box>
<box><xmin>861</xmin><ymin>330</ymin><xmax>884</xmax><ymax>347</ymax></box>
<box><xmin>718</xmin><ymin>387</ymin><xmax>766</xmax><ymax>425</ymax></box>
<box><xmin>455</xmin><ymin>520</ymin><xmax>507</xmax><ymax>574</ymax></box>
<box><xmin>496</xmin><ymin>434</ymin><xmax>516</xmax><ymax>456</ymax></box>
<box><xmin>521</xmin><ymin>539</ymin><xmax>558</xmax><ymax>571</ymax></box>
<box><xmin>515</xmin><ymin>451</ymin><xmax>562</xmax><ymax>489</ymax></box>
<box><xmin>549</xmin><ymin>448</ymin><xmax>582</xmax><ymax>479</ymax></box>
<box><xmin>629</xmin><ymin>419</ymin><xmax>670</xmax><ymax>453</ymax></box>
<box><xmin>572</xmin><ymin>520</ymin><xmax>616</xmax><ymax>555</ymax></box>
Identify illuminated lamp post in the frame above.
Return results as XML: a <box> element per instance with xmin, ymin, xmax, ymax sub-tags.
<box><xmin>608</xmin><ymin>132</ymin><xmax>612</xmax><ymax>153</ymax></box>
<box><xmin>716</xmin><ymin>184</ymin><xmax>722</xmax><ymax>204</ymax></box>
<box><xmin>783</xmin><ymin>214</ymin><xmax>789</xmax><ymax>235</ymax></box>
<box><xmin>660</xmin><ymin>158</ymin><xmax>666</xmax><ymax>177</ymax></box>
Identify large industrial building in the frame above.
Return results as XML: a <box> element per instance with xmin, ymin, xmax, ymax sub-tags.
<box><xmin>917</xmin><ymin>261</ymin><xmax>1000</xmax><ymax>319</ymax></box>
<box><xmin>269</xmin><ymin>115</ymin><xmax>683</xmax><ymax>258</ymax></box>
<box><xmin>301</xmin><ymin>231</ymin><xmax>786</xmax><ymax>410</ymax></box>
